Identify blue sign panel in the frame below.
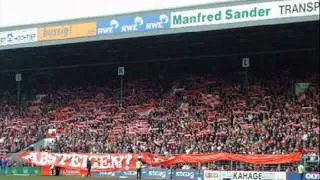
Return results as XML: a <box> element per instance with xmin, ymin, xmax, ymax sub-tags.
<box><xmin>92</xmin><ymin>171</ymin><xmax>116</xmax><ymax>177</ymax></box>
<box><xmin>143</xmin><ymin>169</ymin><xmax>169</xmax><ymax>179</ymax></box>
<box><xmin>117</xmin><ymin>171</ymin><xmax>137</xmax><ymax>178</ymax></box>
<box><xmin>97</xmin><ymin>13</ymin><xmax>170</xmax><ymax>35</ymax></box>
<box><xmin>288</xmin><ymin>173</ymin><xmax>320</xmax><ymax>180</ymax></box>
<box><xmin>172</xmin><ymin>170</ymin><xmax>203</xmax><ymax>180</ymax></box>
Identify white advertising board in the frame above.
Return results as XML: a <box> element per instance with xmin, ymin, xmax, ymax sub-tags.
<box><xmin>171</xmin><ymin>0</ymin><xmax>320</xmax><ymax>28</ymax></box>
<box><xmin>204</xmin><ymin>171</ymin><xmax>287</xmax><ymax>180</ymax></box>
<box><xmin>0</xmin><ymin>28</ymin><xmax>37</xmax><ymax>46</ymax></box>
<box><xmin>0</xmin><ymin>0</ymin><xmax>237</xmax><ymax>28</ymax></box>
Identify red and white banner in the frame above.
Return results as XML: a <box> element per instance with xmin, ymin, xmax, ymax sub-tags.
<box><xmin>136</xmin><ymin>106</ymin><xmax>154</xmax><ymax>116</ymax></box>
<box><xmin>19</xmin><ymin>152</ymin><xmax>143</xmax><ymax>172</ymax></box>
<box><xmin>19</xmin><ymin>151</ymin><xmax>303</xmax><ymax>172</ymax></box>
<box><xmin>48</xmin><ymin>128</ymin><xmax>63</xmax><ymax>138</ymax></box>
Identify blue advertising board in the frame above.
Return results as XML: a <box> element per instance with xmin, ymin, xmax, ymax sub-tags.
<box><xmin>117</xmin><ymin>171</ymin><xmax>137</xmax><ymax>178</ymax></box>
<box><xmin>92</xmin><ymin>169</ymin><xmax>202</xmax><ymax>179</ymax></box>
<box><xmin>92</xmin><ymin>171</ymin><xmax>117</xmax><ymax>177</ymax></box>
<box><xmin>97</xmin><ymin>13</ymin><xmax>170</xmax><ymax>35</ymax></box>
<box><xmin>287</xmin><ymin>173</ymin><xmax>320</xmax><ymax>180</ymax></box>
<box><xmin>172</xmin><ymin>170</ymin><xmax>203</xmax><ymax>180</ymax></box>
<box><xmin>143</xmin><ymin>169</ymin><xmax>169</xmax><ymax>179</ymax></box>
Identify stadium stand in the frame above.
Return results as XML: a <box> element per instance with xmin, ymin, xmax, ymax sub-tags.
<box><xmin>0</xmin><ymin>55</ymin><xmax>319</xmax><ymax>172</ymax></box>
<box><xmin>1</xmin><ymin>71</ymin><xmax>318</xmax><ymax>153</ymax></box>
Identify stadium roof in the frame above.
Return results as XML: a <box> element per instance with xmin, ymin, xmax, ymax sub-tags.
<box><xmin>0</xmin><ymin>21</ymin><xmax>319</xmax><ymax>72</ymax></box>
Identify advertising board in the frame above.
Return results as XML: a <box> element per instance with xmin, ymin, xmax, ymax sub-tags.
<box><xmin>171</xmin><ymin>0</ymin><xmax>319</xmax><ymax>28</ymax></box>
<box><xmin>204</xmin><ymin>170</ymin><xmax>220</xmax><ymax>180</ymax></box>
<box><xmin>287</xmin><ymin>172</ymin><xmax>320</xmax><ymax>180</ymax></box>
<box><xmin>92</xmin><ymin>171</ymin><xmax>117</xmax><ymax>177</ymax></box>
<box><xmin>7</xmin><ymin>167</ymin><xmax>41</xmax><ymax>176</ymax></box>
<box><xmin>59</xmin><ymin>168</ymin><xmax>82</xmax><ymax>176</ymax></box>
<box><xmin>37</xmin><ymin>22</ymin><xmax>96</xmax><ymax>41</ymax></box>
<box><xmin>0</xmin><ymin>28</ymin><xmax>37</xmax><ymax>46</ymax></box>
<box><xmin>172</xmin><ymin>170</ymin><xmax>204</xmax><ymax>180</ymax></box>
<box><xmin>204</xmin><ymin>171</ymin><xmax>286</xmax><ymax>180</ymax></box>
<box><xmin>143</xmin><ymin>169</ymin><xmax>169</xmax><ymax>179</ymax></box>
<box><xmin>118</xmin><ymin>171</ymin><xmax>137</xmax><ymax>178</ymax></box>
<box><xmin>97</xmin><ymin>13</ymin><xmax>170</xmax><ymax>35</ymax></box>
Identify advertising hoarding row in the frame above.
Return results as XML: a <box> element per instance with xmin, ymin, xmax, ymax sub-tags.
<box><xmin>41</xmin><ymin>169</ymin><xmax>319</xmax><ymax>180</ymax></box>
<box><xmin>0</xmin><ymin>0</ymin><xmax>319</xmax><ymax>48</ymax></box>
<box><xmin>97</xmin><ymin>13</ymin><xmax>170</xmax><ymax>35</ymax></box>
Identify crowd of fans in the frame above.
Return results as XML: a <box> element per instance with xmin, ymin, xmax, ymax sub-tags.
<box><xmin>1</xmin><ymin>70</ymin><xmax>318</xmax><ymax>159</ymax></box>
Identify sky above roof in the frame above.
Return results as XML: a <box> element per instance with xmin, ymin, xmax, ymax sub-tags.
<box><xmin>0</xmin><ymin>0</ymin><xmax>236</xmax><ymax>28</ymax></box>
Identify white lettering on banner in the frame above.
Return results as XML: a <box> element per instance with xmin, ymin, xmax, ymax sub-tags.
<box><xmin>171</xmin><ymin>0</ymin><xmax>319</xmax><ymax>28</ymax></box>
<box><xmin>59</xmin><ymin>154</ymin><xmax>73</xmax><ymax>166</ymax></box>
<box><xmin>70</xmin><ymin>154</ymin><xmax>83</xmax><ymax>168</ymax></box>
<box><xmin>0</xmin><ymin>28</ymin><xmax>37</xmax><ymax>46</ymax></box>
<box><xmin>19</xmin><ymin>152</ymin><xmax>134</xmax><ymax>170</ymax></box>
<box><xmin>306</xmin><ymin>173</ymin><xmax>320</xmax><ymax>180</ymax></box>
<box><xmin>219</xmin><ymin>171</ymin><xmax>286</xmax><ymax>180</ymax></box>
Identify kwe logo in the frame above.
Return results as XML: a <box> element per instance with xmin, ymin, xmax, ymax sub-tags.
<box><xmin>145</xmin><ymin>14</ymin><xmax>169</xmax><ymax>30</ymax></box>
<box><xmin>121</xmin><ymin>16</ymin><xmax>144</xmax><ymax>32</ymax></box>
<box><xmin>97</xmin><ymin>20</ymin><xmax>120</xmax><ymax>34</ymax></box>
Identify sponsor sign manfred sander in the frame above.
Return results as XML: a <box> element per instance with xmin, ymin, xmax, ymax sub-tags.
<box><xmin>171</xmin><ymin>0</ymin><xmax>319</xmax><ymax>28</ymax></box>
